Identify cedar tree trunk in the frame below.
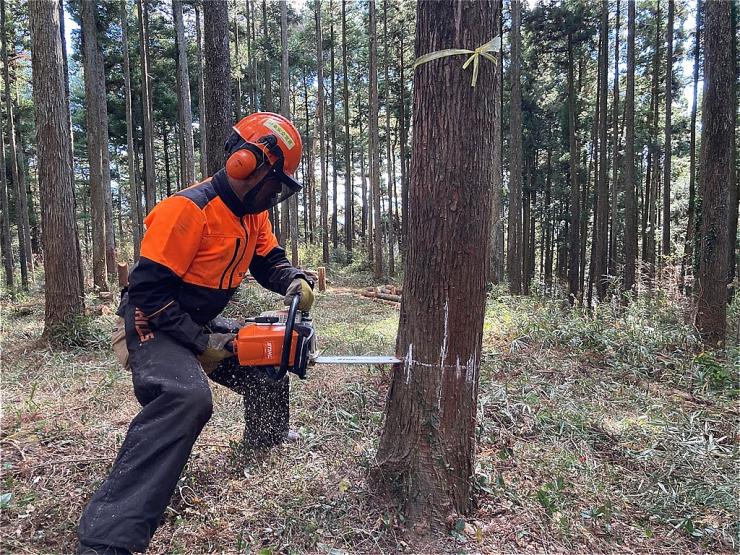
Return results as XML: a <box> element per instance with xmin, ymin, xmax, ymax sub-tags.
<box><xmin>373</xmin><ymin>0</ymin><xmax>496</xmax><ymax>531</ymax></box>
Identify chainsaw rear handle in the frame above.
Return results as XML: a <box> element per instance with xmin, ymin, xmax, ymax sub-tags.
<box><xmin>263</xmin><ymin>294</ymin><xmax>300</xmax><ymax>381</ymax></box>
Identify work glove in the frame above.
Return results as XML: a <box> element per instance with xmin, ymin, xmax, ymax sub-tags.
<box><xmin>198</xmin><ymin>332</ymin><xmax>235</xmax><ymax>373</ymax></box>
<box><xmin>284</xmin><ymin>278</ymin><xmax>314</xmax><ymax>312</ymax></box>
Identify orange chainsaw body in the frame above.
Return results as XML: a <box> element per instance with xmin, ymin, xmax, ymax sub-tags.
<box><xmin>233</xmin><ymin>323</ymin><xmax>299</xmax><ymax>367</ymax></box>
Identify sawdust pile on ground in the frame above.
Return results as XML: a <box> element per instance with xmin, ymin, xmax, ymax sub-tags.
<box><xmin>1</xmin><ymin>282</ymin><xmax>737</xmax><ymax>554</ymax></box>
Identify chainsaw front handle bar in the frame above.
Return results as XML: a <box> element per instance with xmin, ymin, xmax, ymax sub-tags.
<box><xmin>264</xmin><ymin>294</ymin><xmax>300</xmax><ymax>381</ymax></box>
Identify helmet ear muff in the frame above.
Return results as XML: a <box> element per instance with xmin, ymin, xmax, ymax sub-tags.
<box><xmin>225</xmin><ymin>148</ymin><xmax>259</xmax><ymax>180</ymax></box>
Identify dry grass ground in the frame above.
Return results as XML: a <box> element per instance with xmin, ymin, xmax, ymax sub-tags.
<box><xmin>1</xmin><ymin>279</ymin><xmax>737</xmax><ymax>554</ymax></box>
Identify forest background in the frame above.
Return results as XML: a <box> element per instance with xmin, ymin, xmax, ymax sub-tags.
<box><xmin>0</xmin><ymin>0</ymin><xmax>738</xmax><ymax>552</ymax></box>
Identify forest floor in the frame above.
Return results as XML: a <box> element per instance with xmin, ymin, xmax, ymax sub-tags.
<box><xmin>1</xmin><ymin>272</ymin><xmax>738</xmax><ymax>554</ymax></box>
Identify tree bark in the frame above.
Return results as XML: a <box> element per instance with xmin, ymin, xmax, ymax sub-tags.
<box><xmin>342</xmin><ymin>0</ymin><xmax>353</xmax><ymax>262</ymax></box>
<box><xmin>383</xmin><ymin>0</ymin><xmax>395</xmax><ymax>276</ymax></box>
<box><xmin>728</xmin><ymin>4</ymin><xmax>738</xmax><ymax>297</ymax></box>
<box><xmin>645</xmin><ymin>2</ymin><xmax>661</xmax><ymax>284</ymax></box>
<box><xmin>489</xmin><ymin>0</ymin><xmax>503</xmax><ymax>284</ymax></box>
<box><xmin>567</xmin><ymin>31</ymin><xmax>580</xmax><ymax>302</ymax></box>
<box><xmin>369</xmin><ymin>0</ymin><xmax>383</xmax><ymax>277</ymax></box>
<box><xmin>163</xmin><ymin>123</ymin><xmax>172</xmax><ymax>197</ymax></box>
<box><xmin>248</xmin><ymin>0</ymin><xmax>259</xmax><ymax>111</ymax></box>
<box><xmin>313</xmin><ymin>0</ymin><xmax>329</xmax><ymax>262</ymax></box>
<box><xmin>233</xmin><ymin>0</ymin><xmax>242</xmax><ymax>121</ymax></box>
<box><xmin>0</xmin><ymin>107</ymin><xmax>12</xmax><ymax>288</ymax></box>
<box><xmin>594</xmin><ymin>0</ymin><xmax>609</xmax><ymax>302</ymax></box>
<box><xmin>544</xmin><ymin>146</ymin><xmax>553</xmax><ymax>288</ymax></box>
<box><xmin>196</xmin><ymin>4</ymin><xmax>208</xmax><ymax>178</ymax></box>
<box><xmin>173</xmin><ymin>0</ymin><xmax>196</xmax><ymax>187</ymax></box>
<box><xmin>1</xmin><ymin>0</ymin><xmax>31</xmax><ymax>288</ymax></box>
<box><xmin>662</xmin><ymin>0</ymin><xmax>674</xmax><ymax>261</ymax></box>
<box><xmin>29</xmin><ymin>0</ymin><xmax>85</xmax><ymax>333</ymax></box>
<box><xmin>245</xmin><ymin>0</ymin><xmax>255</xmax><ymax>111</ymax></box>
<box><xmin>330</xmin><ymin>0</ymin><xmax>338</xmax><ymax>250</ymax></box>
<box><xmin>507</xmin><ymin>0</ymin><xmax>522</xmax><ymax>294</ymax></box>
<box><xmin>280</xmin><ymin>0</ymin><xmax>299</xmax><ymax>266</ymax></box>
<box><xmin>623</xmin><ymin>0</ymin><xmax>638</xmax><ymax>297</ymax></box>
<box><xmin>204</xmin><ymin>0</ymin><xmax>232</xmax><ymax>177</ymax></box>
<box><xmin>261</xmin><ymin>0</ymin><xmax>272</xmax><ymax>111</ymax></box>
<box><xmin>81</xmin><ymin>0</ymin><xmax>110</xmax><ymax>291</ymax></box>
<box><xmin>121</xmin><ymin>0</ymin><xmax>142</xmax><ymax>260</ymax></box>
<box><xmin>137</xmin><ymin>0</ymin><xmax>156</xmax><ymax>212</ymax></box>
<box><xmin>695</xmin><ymin>0</ymin><xmax>732</xmax><ymax>346</ymax></box>
<box><xmin>373</xmin><ymin>0</ymin><xmax>496</xmax><ymax>530</ymax></box>
<box><xmin>609</xmin><ymin>0</ymin><xmax>620</xmax><ymax>277</ymax></box>
<box><xmin>399</xmin><ymin>25</ymin><xmax>409</xmax><ymax>260</ymax></box>
<box><xmin>681</xmin><ymin>1</ymin><xmax>701</xmax><ymax>293</ymax></box>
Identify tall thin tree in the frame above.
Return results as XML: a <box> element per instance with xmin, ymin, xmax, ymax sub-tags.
<box><xmin>567</xmin><ymin>29</ymin><xmax>581</xmax><ymax>302</ymax></box>
<box><xmin>196</xmin><ymin>4</ymin><xmax>208</xmax><ymax>177</ymax></box>
<box><xmin>173</xmin><ymin>0</ymin><xmax>196</xmax><ymax>186</ymax></box>
<box><xmin>138</xmin><ymin>0</ymin><xmax>156</xmax><ymax>212</ymax></box>
<box><xmin>1</xmin><ymin>0</ymin><xmax>31</xmax><ymax>288</ymax></box>
<box><xmin>369</xmin><ymin>0</ymin><xmax>383</xmax><ymax>278</ymax></box>
<box><xmin>623</xmin><ymin>0</ymin><xmax>637</xmax><ymax>297</ymax></box>
<box><xmin>662</xmin><ymin>0</ymin><xmax>674</xmax><ymax>262</ymax></box>
<box><xmin>29</xmin><ymin>0</ymin><xmax>85</xmax><ymax>333</ymax></box>
<box><xmin>342</xmin><ymin>0</ymin><xmax>352</xmax><ymax>262</ymax></box>
<box><xmin>330</xmin><ymin>0</ymin><xmax>338</xmax><ymax>249</ymax></box>
<box><xmin>507</xmin><ymin>0</ymin><xmax>523</xmax><ymax>294</ymax></box>
<box><xmin>203</xmin><ymin>0</ymin><xmax>232</xmax><ymax>177</ymax></box>
<box><xmin>0</xmin><ymin>110</ymin><xmax>12</xmax><ymax>288</ymax></box>
<box><xmin>681</xmin><ymin>0</ymin><xmax>701</xmax><ymax>293</ymax></box>
<box><xmin>81</xmin><ymin>0</ymin><xmax>110</xmax><ymax>291</ymax></box>
<box><xmin>490</xmin><ymin>0</ymin><xmax>504</xmax><ymax>284</ymax></box>
<box><xmin>609</xmin><ymin>0</ymin><xmax>620</xmax><ymax>277</ymax></box>
<box><xmin>280</xmin><ymin>0</ymin><xmax>299</xmax><ymax>266</ymax></box>
<box><xmin>315</xmin><ymin>0</ymin><xmax>329</xmax><ymax>263</ymax></box>
<box><xmin>261</xmin><ymin>0</ymin><xmax>272</xmax><ymax>111</ymax></box>
<box><xmin>121</xmin><ymin>0</ymin><xmax>142</xmax><ymax>259</ymax></box>
<box><xmin>383</xmin><ymin>0</ymin><xmax>395</xmax><ymax>275</ymax></box>
<box><xmin>233</xmin><ymin>0</ymin><xmax>242</xmax><ymax>120</ymax></box>
<box><xmin>594</xmin><ymin>0</ymin><xmax>609</xmax><ymax>301</ymax></box>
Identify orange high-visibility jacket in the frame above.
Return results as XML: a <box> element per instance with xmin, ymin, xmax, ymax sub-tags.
<box><xmin>126</xmin><ymin>170</ymin><xmax>309</xmax><ymax>353</ymax></box>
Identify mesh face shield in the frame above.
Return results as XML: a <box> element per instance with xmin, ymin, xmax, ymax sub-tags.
<box><xmin>242</xmin><ymin>165</ymin><xmax>302</xmax><ymax>214</ymax></box>
<box><xmin>225</xmin><ymin>132</ymin><xmax>303</xmax><ymax>214</ymax></box>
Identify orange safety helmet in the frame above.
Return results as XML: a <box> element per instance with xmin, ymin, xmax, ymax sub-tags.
<box><xmin>225</xmin><ymin>112</ymin><xmax>303</xmax><ymax>181</ymax></box>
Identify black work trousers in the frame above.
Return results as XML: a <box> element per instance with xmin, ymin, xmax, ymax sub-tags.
<box><xmin>77</xmin><ymin>306</ymin><xmax>289</xmax><ymax>553</ymax></box>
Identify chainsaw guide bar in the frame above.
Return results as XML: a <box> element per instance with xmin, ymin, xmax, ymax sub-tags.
<box><xmin>312</xmin><ymin>355</ymin><xmax>402</xmax><ymax>365</ymax></box>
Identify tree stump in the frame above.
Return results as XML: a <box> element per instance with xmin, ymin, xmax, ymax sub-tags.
<box><xmin>317</xmin><ymin>266</ymin><xmax>326</xmax><ymax>291</ymax></box>
<box><xmin>117</xmin><ymin>262</ymin><xmax>129</xmax><ymax>288</ymax></box>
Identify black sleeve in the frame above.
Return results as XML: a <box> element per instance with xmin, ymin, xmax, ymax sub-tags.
<box><xmin>248</xmin><ymin>246</ymin><xmax>313</xmax><ymax>296</ymax></box>
<box><xmin>127</xmin><ymin>257</ymin><xmax>209</xmax><ymax>354</ymax></box>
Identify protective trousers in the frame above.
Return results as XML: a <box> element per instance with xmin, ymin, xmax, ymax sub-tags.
<box><xmin>77</xmin><ymin>304</ymin><xmax>213</xmax><ymax>553</ymax></box>
<box><xmin>77</xmin><ymin>306</ymin><xmax>290</xmax><ymax>553</ymax></box>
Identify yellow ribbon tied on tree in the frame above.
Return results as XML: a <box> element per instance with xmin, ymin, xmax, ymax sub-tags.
<box><xmin>413</xmin><ymin>37</ymin><xmax>502</xmax><ymax>87</ymax></box>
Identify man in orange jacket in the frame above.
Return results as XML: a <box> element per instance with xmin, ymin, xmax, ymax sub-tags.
<box><xmin>77</xmin><ymin>113</ymin><xmax>313</xmax><ymax>555</ymax></box>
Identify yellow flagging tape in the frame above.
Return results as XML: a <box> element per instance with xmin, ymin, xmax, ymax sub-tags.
<box><xmin>413</xmin><ymin>36</ymin><xmax>501</xmax><ymax>87</ymax></box>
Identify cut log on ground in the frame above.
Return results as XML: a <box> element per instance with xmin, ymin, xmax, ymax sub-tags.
<box><xmin>361</xmin><ymin>289</ymin><xmax>401</xmax><ymax>303</ymax></box>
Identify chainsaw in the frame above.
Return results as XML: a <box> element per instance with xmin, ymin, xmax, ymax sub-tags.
<box><xmin>228</xmin><ymin>295</ymin><xmax>401</xmax><ymax>381</ymax></box>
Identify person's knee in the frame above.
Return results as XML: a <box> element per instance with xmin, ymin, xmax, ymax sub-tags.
<box><xmin>170</xmin><ymin>383</ymin><xmax>213</xmax><ymax>425</ymax></box>
<box><xmin>189</xmin><ymin>385</ymin><xmax>213</xmax><ymax>423</ymax></box>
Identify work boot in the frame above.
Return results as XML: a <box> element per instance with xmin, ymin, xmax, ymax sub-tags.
<box><xmin>76</xmin><ymin>542</ymin><xmax>132</xmax><ymax>555</ymax></box>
